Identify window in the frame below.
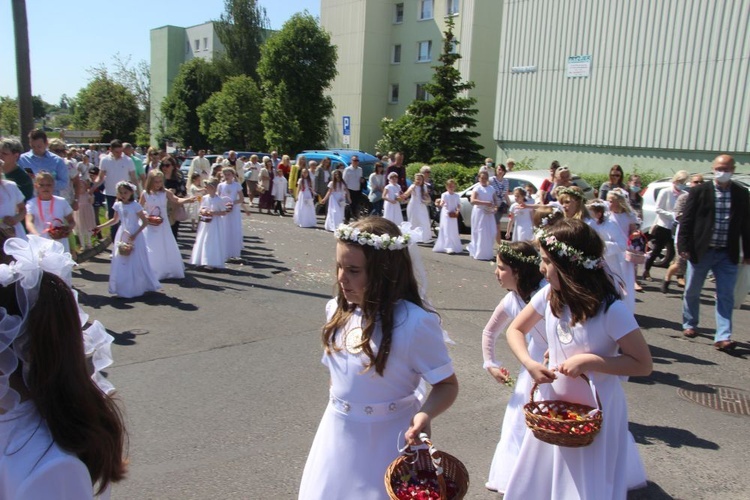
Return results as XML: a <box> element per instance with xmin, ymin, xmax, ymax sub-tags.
<box><xmin>203</xmin><ymin>37</ymin><xmax>209</xmax><ymax>50</ymax></box>
<box><xmin>392</xmin><ymin>44</ymin><xmax>401</xmax><ymax>64</ymax></box>
<box><xmin>194</xmin><ymin>39</ymin><xmax>200</xmax><ymax>51</ymax></box>
<box><xmin>186</xmin><ymin>41</ymin><xmax>190</xmax><ymax>54</ymax></box>
<box><xmin>447</xmin><ymin>0</ymin><xmax>459</xmax><ymax>15</ymax></box>
<box><xmin>417</xmin><ymin>41</ymin><xmax>432</xmax><ymax>62</ymax></box>
<box><xmin>394</xmin><ymin>3</ymin><xmax>404</xmax><ymax>23</ymax></box>
<box><xmin>449</xmin><ymin>40</ymin><xmax>458</xmax><ymax>54</ymax></box>
<box><xmin>416</xmin><ymin>84</ymin><xmax>431</xmax><ymax>101</ymax></box>
<box><xmin>390</xmin><ymin>84</ymin><xmax>399</xmax><ymax>104</ymax></box>
<box><xmin>419</xmin><ymin>0</ymin><xmax>433</xmax><ymax>20</ymax></box>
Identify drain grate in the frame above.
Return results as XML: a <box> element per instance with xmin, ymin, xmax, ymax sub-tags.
<box><xmin>677</xmin><ymin>385</ymin><xmax>750</xmax><ymax>416</ymax></box>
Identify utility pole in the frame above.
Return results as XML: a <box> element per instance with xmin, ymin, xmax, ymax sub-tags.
<box><xmin>12</xmin><ymin>0</ymin><xmax>33</xmax><ymax>150</ymax></box>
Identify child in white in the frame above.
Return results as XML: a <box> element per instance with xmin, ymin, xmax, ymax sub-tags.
<box><xmin>506</xmin><ymin>187</ymin><xmax>536</xmax><ymax>242</ymax></box>
<box><xmin>94</xmin><ymin>181</ymin><xmax>161</xmax><ymax>298</ymax></box>
<box><xmin>271</xmin><ymin>168</ymin><xmax>289</xmax><ymax>216</ymax></box>
<box><xmin>25</xmin><ymin>172</ymin><xmax>75</xmax><ymax>253</ymax></box>
<box><xmin>433</xmin><ymin>179</ymin><xmax>463</xmax><ymax>254</ymax></box>
<box><xmin>187</xmin><ymin>173</ymin><xmax>206</xmax><ymax>231</ymax></box>
<box><xmin>74</xmin><ymin>174</ymin><xmax>96</xmax><ymax>249</ymax></box>
<box><xmin>382</xmin><ymin>172</ymin><xmax>403</xmax><ymax>225</ymax></box>
<box><xmin>140</xmin><ymin>170</ymin><xmax>192</xmax><ymax>280</ymax></box>
<box><xmin>466</xmin><ymin>170</ymin><xmax>497</xmax><ymax>260</ymax></box>
<box><xmin>294</xmin><ymin>168</ymin><xmax>317</xmax><ymax>228</ymax></box>
<box><xmin>403</xmin><ymin>173</ymin><xmax>432</xmax><ymax>242</ymax></box>
<box><xmin>321</xmin><ymin>169</ymin><xmax>349</xmax><ymax>231</ymax></box>
<box><xmin>0</xmin><ymin>179</ymin><xmax>27</xmax><ymax>241</ymax></box>
<box><xmin>191</xmin><ymin>178</ymin><xmax>228</xmax><ymax>269</ymax></box>
<box><xmin>218</xmin><ymin>168</ymin><xmax>244</xmax><ymax>260</ymax></box>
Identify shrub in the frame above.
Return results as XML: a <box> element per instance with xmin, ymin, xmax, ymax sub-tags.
<box><xmin>579</xmin><ymin>166</ymin><xmax>663</xmax><ymax>197</ymax></box>
<box><xmin>405</xmin><ymin>162</ymin><xmax>477</xmax><ymax>195</ymax></box>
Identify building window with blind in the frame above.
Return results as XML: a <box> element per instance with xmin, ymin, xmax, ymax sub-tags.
<box><xmin>416</xmin><ymin>84</ymin><xmax>431</xmax><ymax>101</ymax></box>
<box><xmin>392</xmin><ymin>45</ymin><xmax>401</xmax><ymax>64</ymax></box>
<box><xmin>194</xmin><ymin>39</ymin><xmax>200</xmax><ymax>51</ymax></box>
<box><xmin>417</xmin><ymin>41</ymin><xmax>432</xmax><ymax>62</ymax></box>
<box><xmin>390</xmin><ymin>84</ymin><xmax>399</xmax><ymax>104</ymax></box>
<box><xmin>447</xmin><ymin>0</ymin><xmax>459</xmax><ymax>16</ymax></box>
<box><xmin>419</xmin><ymin>0</ymin><xmax>433</xmax><ymax>20</ymax></box>
<box><xmin>394</xmin><ymin>3</ymin><xmax>404</xmax><ymax>24</ymax></box>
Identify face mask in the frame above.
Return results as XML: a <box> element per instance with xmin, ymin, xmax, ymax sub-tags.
<box><xmin>714</xmin><ymin>171</ymin><xmax>732</xmax><ymax>183</ymax></box>
<box><xmin>675</xmin><ymin>183</ymin><xmax>687</xmax><ymax>191</ymax></box>
<box><xmin>630</xmin><ymin>185</ymin><xmax>640</xmax><ymax>193</ymax></box>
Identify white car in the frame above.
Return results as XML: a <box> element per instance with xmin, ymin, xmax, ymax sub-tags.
<box><xmin>455</xmin><ymin>170</ymin><xmax>595</xmax><ymax>233</ymax></box>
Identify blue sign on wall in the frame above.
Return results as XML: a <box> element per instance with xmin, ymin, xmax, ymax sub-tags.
<box><xmin>343</xmin><ymin>116</ymin><xmax>351</xmax><ymax>136</ymax></box>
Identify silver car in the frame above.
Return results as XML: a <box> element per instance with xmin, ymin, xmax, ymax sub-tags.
<box><xmin>455</xmin><ymin>170</ymin><xmax>595</xmax><ymax>233</ymax></box>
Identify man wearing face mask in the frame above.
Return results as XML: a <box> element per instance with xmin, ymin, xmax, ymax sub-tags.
<box><xmin>678</xmin><ymin>155</ymin><xmax>750</xmax><ymax>352</ymax></box>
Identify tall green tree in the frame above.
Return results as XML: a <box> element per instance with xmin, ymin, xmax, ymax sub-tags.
<box><xmin>89</xmin><ymin>54</ymin><xmax>151</xmax><ymax>133</ymax></box>
<box><xmin>380</xmin><ymin>17</ymin><xmax>483</xmax><ymax>164</ymax></box>
<box><xmin>258</xmin><ymin>13</ymin><xmax>337</xmax><ymax>153</ymax></box>
<box><xmin>0</xmin><ymin>97</ymin><xmax>20</xmax><ymax>135</ymax></box>
<box><xmin>197</xmin><ymin>75</ymin><xmax>265</xmax><ymax>151</ymax></box>
<box><xmin>31</xmin><ymin>95</ymin><xmax>48</xmax><ymax>120</ymax></box>
<box><xmin>74</xmin><ymin>76</ymin><xmax>139</xmax><ymax>142</ymax></box>
<box><xmin>161</xmin><ymin>58</ymin><xmax>229</xmax><ymax>149</ymax></box>
<box><xmin>215</xmin><ymin>0</ymin><xmax>270</xmax><ymax>80</ymax></box>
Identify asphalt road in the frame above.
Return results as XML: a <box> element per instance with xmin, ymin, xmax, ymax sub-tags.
<box><xmin>72</xmin><ymin>213</ymin><xmax>750</xmax><ymax>500</ymax></box>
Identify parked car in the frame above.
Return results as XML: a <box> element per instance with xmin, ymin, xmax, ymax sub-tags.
<box><xmin>222</xmin><ymin>151</ymin><xmax>272</xmax><ymax>161</ymax></box>
<box><xmin>640</xmin><ymin>172</ymin><xmax>750</xmax><ymax>266</ymax></box>
<box><xmin>180</xmin><ymin>154</ymin><xmax>221</xmax><ymax>177</ymax></box>
<box><xmin>455</xmin><ymin>170</ymin><xmax>595</xmax><ymax>233</ymax></box>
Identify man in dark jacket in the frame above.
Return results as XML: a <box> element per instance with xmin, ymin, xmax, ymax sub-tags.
<box><xmin>677</xmin><ymin>154</ymin><xmax>750</xmax><ymax>352</ymax></box>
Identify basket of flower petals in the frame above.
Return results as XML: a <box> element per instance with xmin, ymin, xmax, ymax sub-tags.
<box><xmin>199</xmin><ymin>213</ymin><xmax>213</xmax><ymax>223</ymax></box>
<box><xmin>147</xmin><ymin>207</ymin><xmax>163</xmax><ymax>226</ymax></box>
<box><xmin>117</xmin><ymin>240</ymin><xmax>134</xmax><ymax>256</ymax></box>
<box><xmin>523</xmin><ymin>374</ymin><xmax>602</xmax><ymax>447</ymax></box>
<box><xmin>385</xmin><ymin>433</ymin><xmax>469</xmax><ymax>500</ymax></box>
<box><xmin>222</xmin><ymin>196</ymin><xmax>233</xmax><ymax>212</ymax></box>
<box><xmin>45</xmin><ymin>219</ymin><xmax>70</xmax><ymax>240</ymax></box>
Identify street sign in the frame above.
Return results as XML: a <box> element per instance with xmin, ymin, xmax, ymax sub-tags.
<box><xmin>343</xmin><ymin>135</ymin><xmax>350</xmax><ymax>146</ymax></box>
<box><xmin>342</xmin><ymin>116</ymin><xmax>351</xmax><ymax>136</ymax></box>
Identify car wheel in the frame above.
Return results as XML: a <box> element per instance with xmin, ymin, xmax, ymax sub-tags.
<box><xmin>647</xmin><ymin>239</ymin><xmax>675</xmax><ymax>268</ymax></box>
<box><xmin>457</xmin><ymin>214</ymin><xmax>469</xmax><ymax>234</ymax></box>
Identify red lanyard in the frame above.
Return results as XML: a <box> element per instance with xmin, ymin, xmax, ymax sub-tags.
<box><xmin>37</xmin><ymin>196</ymin><xmax>55</xmax><ymax>226</ymax></box>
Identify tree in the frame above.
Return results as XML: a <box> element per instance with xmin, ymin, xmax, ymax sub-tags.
<box><xmin>258</xmin><ymin>13</ymin><xmax>337</xmax><ymax>153</ymax></box>
<box><xmin>89</xmin><ymin>54</ymin><xmax>151</xmax><ymax>135</ymax></box>
<box><xmin>214</xmin><ymin>0</ymin><xmax>269</xmax><ymax>80</ymax></box>
<box><xmin>31</xmin><ymin>95</ymin><xmax>48</xmax><ymax>119</ymax></box>
<box><xmin>161</xmin><ymin>58</ymin><xmax>229</xmax><ymax>149</ymax></box>
<box><xmin>74</xmin><ymin>76</ymin><xmax>139</xmax><ymax>142</ymax></box>
<box><xmin>379</xmin><ymin>17</ymin><xmax>483</xmax><ymax>165</ymax></box>
<box><xmin>0</xmin><ymin>97</ymin><xmax>20</xmax><ymax>136</ymax></box>
<box><xmin>197</xmin><ymin>75</ymin><xmax>265</xmax><ymax>151</ymax></box>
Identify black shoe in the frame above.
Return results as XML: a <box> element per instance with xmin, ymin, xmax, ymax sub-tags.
<box><xmin>660</xmin><ymin>281</ymin><xmax>669</xmax><ymax>294</ymax></box>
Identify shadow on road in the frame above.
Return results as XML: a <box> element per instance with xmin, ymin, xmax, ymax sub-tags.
<box><xmin>630</xmin><ymin>369</ymin><xmax>716</xmax><ymax>393</ymax></box>
<box><xmin>627</xmin><ymin>480</ymin><xmax>675</xmax><ymax>499</ymax></box>
<box><xmin>635</xmin><ymin>314</ymin><xmax>682</xmax><ymax>331</ymax></box>
<box><xmin>628</xmin><ymin>421</ymin><xmax>719</xmax><ymax>450</ymax></box>
<box><xmin>648</xmin><ymin>345</ymin><xmax>717</xmax><ymax>366</ymax></box>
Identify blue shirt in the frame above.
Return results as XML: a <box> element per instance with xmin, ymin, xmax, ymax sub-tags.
<box><xmin>17</xmin><ymin>150</ymin><xmax>69</xmax><ymax>195</ymax></box>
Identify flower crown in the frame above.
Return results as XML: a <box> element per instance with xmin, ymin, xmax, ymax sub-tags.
<box><xmin>539</xmin><ymin>206</ymin><xmax>563</xmax><ymax>227</ymax></box>
<box><xmin>586</xmin><ymin>199</ymin><xmax>609</xmax><ymax>210</ymax></box>
<box><xmin>116</xmin><ymin>180</ymin><xmax>138</xmax><ymax>193</ymax></box>
<box><xmin>556</xmin><ymin>186</ymin><xmax>585</xmax><ymax>199</ymax></box>
<box><xmin>535</xmin><ymin>226</ymin><xmax>603</xmax><ymax>270</ymax></box>
<box><xmin>497</xmin><ymin>243</ymin><xmax>541</xmax><ymax>266</ymax></box>
<box><xmin>334</xmin><ymin>223</ymin><xmax>411</xmax><ymax>250</ymax></box>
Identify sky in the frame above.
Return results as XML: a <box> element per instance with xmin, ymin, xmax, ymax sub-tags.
<box><xmin>0</xmin><ymin>0</ymin><xmax>320</xmax><ymax>105</ymax></box>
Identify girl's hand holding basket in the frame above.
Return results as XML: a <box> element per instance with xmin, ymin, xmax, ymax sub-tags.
<box><xmin>147</xmin><ymin>207</ymin><xmax>163</xmax><ymax>226</ymax></box>
<box><xmin>46</xmin><ymin>219</ymin><xmax>70</xmax><ymax>240</ymax></box>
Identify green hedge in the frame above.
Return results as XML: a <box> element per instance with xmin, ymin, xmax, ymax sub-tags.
<box><xmin>578</xmin><ymin>167</ymin><xmax>664</xmax><ymax>196</ymax></box>
<box><xmin>405</xmin><ymin>162</ymin><xmax>477</xmax><ymax>194</ymax></box>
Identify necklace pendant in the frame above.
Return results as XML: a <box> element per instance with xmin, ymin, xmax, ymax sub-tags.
<box><xmin>344</xmin><ymin>327</ymin><xmax>364</xmax><ymax>354</ymax></box>
<box><xmin>556</xmin><ymin>322</ymin><xmax>574</xmax><ymax>344</ymax></box>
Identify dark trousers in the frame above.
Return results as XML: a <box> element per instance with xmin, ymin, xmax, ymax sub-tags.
<box><xmin>645</xmin><ymin>225</ymin><xmax>673</xmax><ymax>271</ymax></box>
<box><xmin>347</xmin><ymin>189</ymin><xmax>361</xmax><ymax>222</ymax></box>
<box><xmin>106</xmin><ymin>195</ymin><xmax>120</xmax><ymax>238</ymax></box>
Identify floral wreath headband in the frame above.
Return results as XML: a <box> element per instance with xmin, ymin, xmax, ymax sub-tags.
<box><xmin>586</xmin><ymin>199</ymin><xmax>609</xmax><ymax>210</ymax></box>
<box><xmin>539</xmin><ymin>206</ymin><xmax>563</xmax><ymax>227</ymax></box>
<box><xmin>556</xmin><ymin>186</ymin><xmax>585</xmax><ymax>200</ymax></box>
<box><xmin>497</xmin><ymin>243</ymin><xmax>541</xmax><ymax>266</ymax></box>
<box><xmin>116</xmin><ymin>180</ymin><xmax>138</xmax><ymax>193</ymax></box>
<box><xmin>334</xmin><ymin>223</ymin><xmax>412</xmax><ymax>250</ymax></box>
<box><xmin>535</xmin><ymin>226</ymin><xmax>603</xmax><ymax>270</ymax></box>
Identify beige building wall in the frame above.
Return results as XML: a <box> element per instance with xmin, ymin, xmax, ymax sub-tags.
<box><xmin>322</xmin><ymin>0</ymin><xmax>502</xmax><ymax>159</ymax></box>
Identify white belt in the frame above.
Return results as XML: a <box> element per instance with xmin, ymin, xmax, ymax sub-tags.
<box><xmin>329</xmin><ymin>390</ymin><xmax>418</xmax><ymax>420</ymax></box>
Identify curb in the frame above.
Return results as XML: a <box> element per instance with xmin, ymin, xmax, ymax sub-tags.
<box><xmin>74</xmin><ymin>237</ymin><xmax>112</xmax><ymax>264</ymax></box>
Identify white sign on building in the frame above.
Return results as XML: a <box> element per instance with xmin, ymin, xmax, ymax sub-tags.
<box><xmin>566</xmin><ymin>55</ymin><xmax>592</xmax><ymax>78</ymax></box>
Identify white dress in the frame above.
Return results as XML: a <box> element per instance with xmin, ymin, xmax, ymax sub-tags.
<box><xmin>0</xmin><ymin>181</ymin><xmax>27</xmax><ymax>239</ymax></box>
<box><xmin>382</xmin><ymin>184</ymin><xmax>403</xmax><ymax>225</ymax></box>
<box><xmin>191</xmin><ymin>195</ymin><xmax>227</xmax><ymax>268</ymax></box>
<box><xmin>299</xmin><ymin>299</ymin><xmax>454</xmax><ymax>500</ymax></box>
<box><xmin>218</xmin><ymin>181</ymin><xmax>244</xmax><ymax>259</ymax></box>
<box><xmin>466</xmin><ymin>184</ymin><xmax>497</xmax><ymax>260</ymax></box>
<box><xmin>433</xmin><ymin>192</ymin><xmax>462</xmax><ymax>254</ymax></box>
<box><xmin>187</xmin><ymin>185</ymin><xmax>203</xmax><ymax>223</ymax></box>
<box><xmin>503</xmin><ymin>285</ymin><xmax>647</xmax><ymax>499</ymax></box>
<box><xmin>484</xmin><ymin>290</ymin><xmax>547</xmax><ymax>493</ymax></box>
<box><xmin>142</xmin><ymin>191</ymin><xmax>185</xmax><ymax>280</ymax></box>
<box><xmin>109</xmin><ymin>201</ymin><xmax>161</xmax><ymax>298</ymax></box>
<box><xmin>324</xmin><ymin>182</ymin><xmax>347</xmax><ymax>231</ymax></box>
<box><xmin>294</xmin><ymin>180</ymin><xmax>317</xmax><ymax>228</ymax></box>
<box><xmin>509</xmin><ymin>202</ymin><xmax>535</xmax><ymax>242</ymax></box>
<box><xmin>406</xmin><ymin>185</ymin><xmax>432</xmax><ymax>242</ymax></box>
<box><xmin>26</xmin><ymin>196</ymin><xmax>73</xmax><ymax>252</ymax></box>
<box><xmin>588</xmin><ymin>218</ymin><xmax>635</xmax><ymax>314</ymax></box>
<box><xmin>0</xmin><ymin>401</ymin><xmax>103</xmax><ymax>500</ymax></box>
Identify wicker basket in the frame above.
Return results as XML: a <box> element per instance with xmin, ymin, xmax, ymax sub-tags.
<box><xmin>46</xmin><ymin>218</ymin><xmax>70</xmax><ymax>240</ymax></box>
<box><xmin>385</xmin><ymin>434</ymin><xmax>469</xmax><ymax>500</ymax></box>
<box><xmin>523</xmin><ymin>374</ymin><xmax>603</xmax><ymax>448</ymax></box>
<box><xmin>199</xmin><ymin>213</ymin><xmax>213</xmax><ymax>223</ymax></box>
<box><xmin>147</xmin><ymin>207</ymin><xmax>163</xmax><ymax>226</ymax></box>
<box><xmin>117</xmin><ymin>241</ymin><xmax>134</xmax><ymax>256</ymax></box>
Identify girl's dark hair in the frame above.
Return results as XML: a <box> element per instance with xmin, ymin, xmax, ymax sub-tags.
<box><xmin>540</xmin><ymin>219</ymin><xmax>619</xmax><ymax>324</ymax></box>
<box><xmin>2</xmin><ymin>273</ymin><xmax>128</xmax><ymax>493</ymax></box>
<box><xmin>497</xmin><ymin>241</ymin><xmax>544</xmax><ymax>302</ymax></box>
<box><xmin>532</xmin><ymin>206</ymin><xmax>564</xmax><ymax>228</ymax></box>
<box><xmin>323</xmin><ymin>217</ymin><xmax>427</xmax><ymax>375</ymax></box>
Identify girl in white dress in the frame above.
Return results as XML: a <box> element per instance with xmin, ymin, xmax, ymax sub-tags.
<box><xmin>382</xmin><ymin>172</ymin><xmax>403</xmax><ymax>225</ymax></box>
<box><xmin>25</xmin><ymin>172</ymin><xmax>75</xmax><ymax>253</ymax></box>
<box><xmin>556</xmin><ymin>185</ymin><xmax>590</xmax><ymax>221</ymax></box>
<box><xmin>483</xmin><ymin>242</ymin><xmax>546</xmax><ymax>494</ymax></box>
<box><xmin>95</xmin><ymin>181</ymin><xmax>161</xmax><ymax>298</ymax></box>
<box><xmin>294</xmin><ymin>168</ymin><xmax>317</xmax><ymax>228</ymax></box>
<box><xmin>505</xmin><ymin>187</ymin><xmax>537</xmax><ymax>242</ymax></box>
<box><xmin>433</xmin><ymin>179</ymin><xmax>462</xmax><ymax>254</ymax></box>
<box><xmin>0</xmin><ymin>178</ymin><xmax>27</xmax><ymax>241</ymax></box>
<box><xmin>607</xmin><ymin>189</ymin><xmax>641</xmax><ymax>291</ymax></box>
<box><xmin>0</xmin><ymin>240</ymin><xmax>127</xmax><ymax>499</ymax></box>
<box><xmin>299</xmin><ymin>217</ymin><xmax>458</xmax><ymax>500</ymax></box>
<box><xmin>218</xmin><ymin>168</ymin><xmax>244</xmax><ymax>260</ymax></box>
<box><xmin>467</xmin><ymin>170</ymin><xmax>497</xmax><ymax>260</ymax></box>
<box><xmin>403</xmin><ymin>173</ymin><xmax>432</xmax><ymax>242</ymax></box>
<box><xmin>187</xmin><ymin>173</ymin><xmax>206</xmax><ymax>231</ymax></box>
<box><xmin>140</xmin><ymin>170</ymin><xmax>193</xmax><ymax>280</ymax></box>
<box><xmin>271</xmin><ymin>168</ymin><xmax>289</xmax><ymax>216</ymax></box>
<box><xmin>191</xmin><ymin>178</ymin><xmax>228</xmax><ymax>270</ymax></box>
<box><xmin>504</xmin><ymin>219</ymin><xmax>651</xmax><ymax>499</ymax></box>
<box><xmin>321</xmin><ymin>169</ymin><xmax>350</xmax><ymax>231</ymax></box>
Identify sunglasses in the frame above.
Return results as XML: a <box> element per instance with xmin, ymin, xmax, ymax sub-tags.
<box><xmin>161</xmin><ymin>162</ymin><xmax>175</xmax><ymax>167</ymax></box>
